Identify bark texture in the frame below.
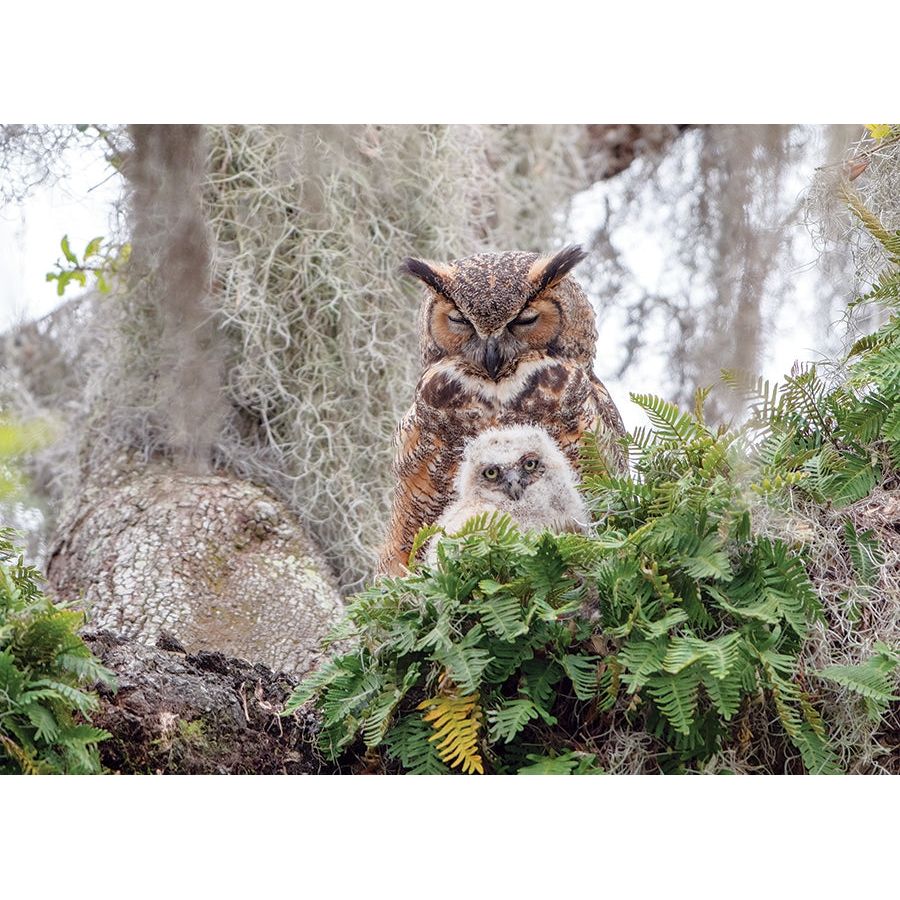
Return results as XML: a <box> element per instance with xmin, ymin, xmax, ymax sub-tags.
<box><xmin>48</xmin><ymin>463</ymin><xmax>345</xmax><ymax>675</ymax></box>
<box><xmin>84</xmin><ymin>630</ymin><xmax>340</xmax><ymax>774</ymax></box>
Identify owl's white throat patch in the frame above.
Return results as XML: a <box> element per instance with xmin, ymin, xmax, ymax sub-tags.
<box><xmin>435</xmin><ymin>357</ymin><xmax>554</xmax><ymax>405</ymax></box>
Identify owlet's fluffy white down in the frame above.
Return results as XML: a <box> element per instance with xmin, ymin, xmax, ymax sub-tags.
<box><xmin>426</xmin><ymin>424</ymin><xmax>589</xmax><ymax>565</ymax></box>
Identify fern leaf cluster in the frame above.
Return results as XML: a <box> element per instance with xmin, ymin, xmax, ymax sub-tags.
<box><xmin>0</xmin><ymin>529</ymin><xmax>115</xmax><ymax>774</ymax></box>
<box><xmin>817</xmin><ymin>643</ymin><xmax>900</xmax><ymax>722</ymax></box>
<box><xmin>283</xmin><ymin>442</ymin><xmax>850</xmax><ymax>774</ymax></box>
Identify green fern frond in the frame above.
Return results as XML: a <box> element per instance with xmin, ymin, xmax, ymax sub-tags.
<box><xmin>521</xmin><ymin>658</ymin><xmax>563</xmax><ymax>719</ymax></box>
<box><xmin>24</xmin><ymin>702</ymin><xmax>59</xmax><ymax>743</ymax></box>
<box><xmin>408</xmin><ymin>523</ymin><xmax>443</xmax><ymax>567</ymax></box>
<box><xmin>579</xmin><ymin>427</ymin><xmax>614</xmax><ymax>478</ymax></box>
<box><xmin>679</xmin><ymin>533</ymin><xmax>733</xmax><ymax>582</ymax></box>
<box><xmin>283</xmin><ymin>658</ymin><xmax>344</xmax><ymax>714</ymax></box>
<box><xmin>487</xmin><ymin>698</ymin><xmax>540</xmax><ymax>743</ymax></box>
<box><xmin>319</xmin><ymin>665</ymin><xmax>383</xmax><ymax>739</ymax></box>
<box><xmin>27</xmin><ymin>678</ymin><xmax>98</xmax><ymax>715</ymax></box>
<box><xmin>630</xmin><ymin>393</ymin><xmax>704</xmax><ymax>445</ymax></box>
<box><xmin>756</xmin><ymin>538</ymin><xmax>821</xmax><ymax>637</ymax></box>
<box><xmin>647</xmin><ymin>668</ymin><xmax>701</xmax><ymax>737</ymax></box>
<box><xmin>475</xmin><ymin>584</ymin><xmax>527</xmax><ymax>640</ymax></box>
<box><xmin>383</xmin><ymin>714</ymin><xmax>449</xmax><ymax>774</ymax></box>
<box><xmin>56</xmin><ymin>652</ymin><xmax>118</xmax><ymax>690</ymax></box>
<box><xmin>637</xmin><ymin>608</ymin><xmax>689</xmax><ymax>639</ymax></box>
<box><xmin>882</xmin><ymin>403</ymin><xmax>900</xmax><ymax>442</ymax></box>
<box><xmin>517</xmin><ymin>751</ymin><xmax>603</xmax><ymax>774</ymax></box>
<box><xmin>792</xmin><ymin>723</ymin><xmax>843</xmax><ymax>775</ymax></box>
<box><xmin>618</xmin><ymin>638</ymin><xmax>668</xmax><ymax>694</ymax></box>
<box><xmin>854</xmin><ymin>268</ymin><xmax>900</xmax><ymax>310</ymax></box>
<box><xmin>842</xmin><ymin>520</ymin><xmax>884</xmax><ymax>595</ymax></box>
<box><xmin>663</xmin><ymin>633</ymin><xmax>741</xmax><ymax>680</ymax></box>
<box><xmin>828</xmin><ymin>455</ymin><xmax>879</xmax><ymax>507</ymax></box>
<box><xmin>482</xmin><ymin>638</ymin><xmax>535</xmax><ymax>684</ymax></box>
<box><xmin>700</xmin><ymin>667</ymin><xmax>743</xmax><ymax>720</ymax></box>
<box><xmin>817</xmin><ymin>653</ymin><xmax>899</xmax><ymax>721</ymax></box>
<box><xmin>848</xmin><ymin>331</ymin><xmax>887</xmax><ymax>358</ymax></box>
<box><xmin>840</xmin><ymin>393</ymin><xmax>891</xmax><ymax>443</ymax></box>
<box><xmin>560</xmin><ymin>654</ymin><xmax>601</xmax><ymax>701</ymax></box>
<box><xmin>721</xmin><ymin>370</ymin><xmax>785</xmax><ymax>426</ymax></box>
<box><xmin>57</xmin><ymin>724</ymin><xmax>112</xmax><ymax>745</ymax></box>
<box><xmin>434</xmin><ymin>626</ymin><xmax>491</xmax><ymax>694</ymax></box>
<box><xmin>362</xmin><ymin>688</ymin><xmax>405</xmax><ymax>749</ymax></box>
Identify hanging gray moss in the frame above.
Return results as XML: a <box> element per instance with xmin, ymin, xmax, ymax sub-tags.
<box><xmin>188</xmin><ymin>125</ymin><xmax>590</xmax><ymax>591</ymax></box>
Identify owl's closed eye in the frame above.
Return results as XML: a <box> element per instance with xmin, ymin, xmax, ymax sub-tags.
<box><xmin>407</xmin><ymin>246</ymin><xmax>595</xmax><ymax>380</ymax></box>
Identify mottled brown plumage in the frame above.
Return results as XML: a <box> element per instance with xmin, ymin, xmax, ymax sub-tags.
<box><xmin>379</xmin><ymin>246</ymin><xmax>626</xmax><ymax>575</ymax></box>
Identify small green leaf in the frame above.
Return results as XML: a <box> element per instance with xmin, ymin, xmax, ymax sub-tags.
<box><xmin>83</xmin><ymin>236</ymin><xmax>103</xmax><ymax>260</ymax></box>
<box><xmin>60</xmin><ymin>235</ymin><xmax>78</xmax><ymax>265</ymax></box>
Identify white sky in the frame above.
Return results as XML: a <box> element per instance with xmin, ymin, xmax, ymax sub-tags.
<box><xmin>0</xmin><ymin>142</ymin><xmax>122</xmax><ymax>332</ymax></box>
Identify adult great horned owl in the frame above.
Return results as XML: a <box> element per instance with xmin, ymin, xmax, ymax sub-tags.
<box><xmin>379</xmin><ymin>245</ymin><xmax>625</xmax><ymax>575</ymax></box>
<box><xmin>425</xmin><ymin>425</ymin><xmax>589</xmax><ymax>566</ymax></box>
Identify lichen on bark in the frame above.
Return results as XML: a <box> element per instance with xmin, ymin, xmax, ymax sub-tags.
<box><xmin>48</xmin><ymin>462</ymin><xmax>344</xmax><ymax>675</ymax></box>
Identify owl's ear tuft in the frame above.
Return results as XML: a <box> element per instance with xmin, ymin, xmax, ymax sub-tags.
<box><xmin>401</xmin><ymin>258</ymin><xmax>452</xmax><ymax>296</ymax></box>
<box><xmin>527</xmin><ymin>245</ymin><xmax>588</xmax><ymax>295</ymax></box>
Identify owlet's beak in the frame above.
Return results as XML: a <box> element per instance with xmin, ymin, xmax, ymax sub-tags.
<box><xmin>500</xmin><ymin>469</ymin><xmax>524</xmax><ymax>501</ymax></box>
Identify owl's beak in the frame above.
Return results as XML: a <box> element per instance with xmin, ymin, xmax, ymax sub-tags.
<box><xmin>501</xmin><ymin>470</ymin><xmax>524</xmax><ymax>501</ymax></box>
<box><xmin>483</xmin><ymin>337</ymin><xmax>502</xmax><ymax>380</ymax></box>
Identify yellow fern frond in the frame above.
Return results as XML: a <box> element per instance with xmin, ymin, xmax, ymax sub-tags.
<box><xmin>417</xmin><ymin>693</ymin><xmax>484</xmax><ymax>775</ymax></box>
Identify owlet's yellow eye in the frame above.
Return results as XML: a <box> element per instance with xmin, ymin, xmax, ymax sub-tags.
<box><xmin>522</xmin><ymin>458</ymin><xmax>538</xmax><ymax>471</ymax></box>
<box><xmin>483</xmin><ymin>467</ymin><xmax>499</xmax><ymax>480</ymax></box>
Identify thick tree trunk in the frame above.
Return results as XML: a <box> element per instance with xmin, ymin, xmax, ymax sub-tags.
<box><xmin>48</xmin><ymin>462</ymin><xmax>345</xmax><ymax>676</ymax></box>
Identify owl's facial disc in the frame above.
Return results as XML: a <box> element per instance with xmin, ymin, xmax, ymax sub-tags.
<box><xmin>427</xmin><ymin>286</ymin><xmax>565</xmax><ymax>380</ymax></box>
